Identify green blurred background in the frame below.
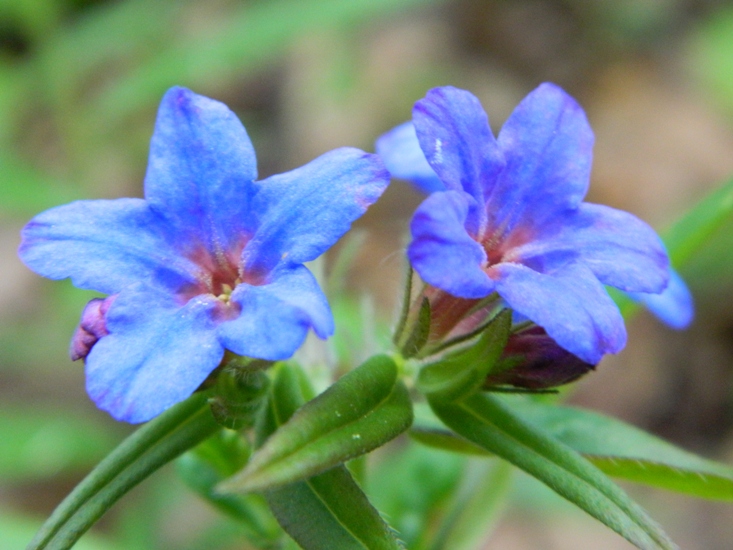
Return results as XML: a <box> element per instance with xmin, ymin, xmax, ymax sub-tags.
<box><xmin>4</xmin><ymin>0</ymin><xmax>733</xmax><ymax>548</ymax></box>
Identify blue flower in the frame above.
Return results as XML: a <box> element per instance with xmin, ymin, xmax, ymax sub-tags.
<box><xmin>19</xmin><ymin>87</ymin><xmax>389</xmax><ymax>423</ymax></box>
<box><xmin>378</xmin><ymin>83</ymin><xmax>679</xmax><ymax>364</ymax></box>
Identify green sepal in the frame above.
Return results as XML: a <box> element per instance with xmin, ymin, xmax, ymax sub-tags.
<box><xmin>417</xmin><ymin>309</ymin><xmax>511</xmax><ymax>402</ymax></box>
<box><xmin>220</xmin><ymin>355</ymin><xmax>413</xmax><ymax>493</ymax></box>
<box><xmin>429</xmin><ymin>393</ymin><xmax>676</xmax><ymax>550</ymax></box>
<box><xmin>514</xmin><ymin>400</ymin><xmax>733</xmax><ymax>500</ymax></box>
<box><xmin>400</xmin><ymin>296</ymin><xmax>431</xmax><ymax>358</ymax></box>
<box><xmin>247</xmin><ymin>361</ymin><xmax>404</xmax><ymax>550</ymax></box>
<box><xmin>209</xmin><ymin>367</ymin><xmax>270</xmax><ymax>430</ymax></box>
<box><xmin>28</xmin><ymin>392</ymin><xmax>220</xmax><ymax>550</ymax></box>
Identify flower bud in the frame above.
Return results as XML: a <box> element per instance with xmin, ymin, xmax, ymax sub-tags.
<box><xmin>485</xmin><ymin>326</ymin><xmax>595</xmax><ymax>389</ymax></box>
<box><xmin>69</xmin><ymin>296</ymin><xmax>116</xmax><ymax>361</ymax></box>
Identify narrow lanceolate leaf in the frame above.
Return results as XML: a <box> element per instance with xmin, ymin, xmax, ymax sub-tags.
<box><xmin>28</xmin><ymin>392</ymin><xmax>219</xmax><ymax>550</ymax></box>
<box><xmin>513</xmin><ymin>400</ymin><xmax>733</xmax><ymax>500</ymax></box>
<box><xmin>266</xmin><ymin>466</ymin><xmax>404</xmax><ymax>550</ymax></box>
<box><xmin>221</xmin><ymin>355</ymin><xmax>412</xmax><ymax>493</ymax></box>
<box><xmin>410</xmin><ymin>403</ymin><xmax>489</xmax><ymax>456</ymax></box>
<box><xmin>430</xmin><ymin>393</ymin><xmax>677</xmax><ymax>550</ymax></box>
<box><xmin>410</xmin><ymin>426</ymin><xmax>491</xmax><ymax>457</ymax></box>
<box><xmin>245</xmin><ymin>362</ymin><xmax>404</xmax><ymax>550</ymax></box>
<box><xmin>417</xmin><ymin>309</ymin><xmax>511</xmax><ymax>401</ymax></box>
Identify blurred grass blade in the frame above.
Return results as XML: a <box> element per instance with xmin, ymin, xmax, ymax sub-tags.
<box><xmin>615</xmin><ymin>176</ymin><xmax>733</xmax><ymax>317</ymax></box>
<box><xmin>663</xmin><ymin>176</ymin><xmax>733</xmax><ymax>267</ymax></box>
<box><xmin>0</xmin><ymin>153</ymin><xmax>81</xmax><ymax>216</ymax></box>
<box><xmin>176</xmin><ymin>429</ymin><xmax>282</xmax><ymax>545</ymax></box>
<box><xmin>92</xmin><ymin>0</ymin><xmax>443</xmax><ymax>126</ymax></box>
<box><xmin>248</xmin><ymin>362</ymin><xmax>404</xmax><ymax>550</ymax></box>
<box><xmin>221</xmin><ymin>355</ymin><xmax>412</xmax><ymax>493</ymax></box>
<box><xmin>430</xmin><ymin>393</ymin><xmax>676</xmax><ymax>550</ymax></box>
<box><xmin>429</xmin><ymin>459</ymin><xmax>513</xmax><ymax>550</ymax></box>
<box><xmin>28</xmin><ymin>392</ymin><xmax>219</xmax><ymax>550</ymax></box>
<box><xmin>515</xmin><ymin>400</ymin><xmax>733</xmax><ymax>500</ymax></box>
<box><xmin>0</xmin><ymin>407</ymin><xmax>119</xmax><ymax>483</ymax></box>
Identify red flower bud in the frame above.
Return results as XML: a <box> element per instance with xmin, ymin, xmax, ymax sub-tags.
<box><xmin>69</xmin><ymin>296</ymin><xmax>116</xmax><ymax>361</ymax></box>
<box><xmin>486</xmin><ymin>326</ymin><xmax>595</xmax><ymax>389</ymax></box>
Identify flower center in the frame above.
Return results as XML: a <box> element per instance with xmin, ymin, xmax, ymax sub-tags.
<box><xmin>479</xmin><ymin>224</ymin><xmax>533</xmax><ymax>268</ymax></box>
<box><xmin>177</xmin><ymin>240</ymin><xmax>262</xmax><ymax>306</ymax></box>
<box><xmin>215</xmin><ymin>282</ymin><xmax>237</xmax><ymax>304</ymax></box>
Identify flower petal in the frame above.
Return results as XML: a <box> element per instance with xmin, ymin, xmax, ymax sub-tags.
<box><xmin>492</xmin><ymin>262</ymin><xmax>626</xmax><ymax>364</ymax></box>
<box><xmin>629</xmin><ymin>269</ymin><xmax>694</xmax><ymax>330</ymax></box>
<box><xmin>491</xmin><ymin>83</ymin><xmax>594</xmax><ymax>231</ymax></box>
<box><xmin>514</xmin><ymin>203</ymin><xmax>669</xmax><ymax>293</ymax></box>
<box><xmin>243</xmin><ymin>148</ymin><xmax>389</xmax><ymax>274</ymax></box>
<box><xmin>408</xmin><ymin>190</ymin><xmax>493</xmax><ymax>299</ymax></box>
<box><xmin>412</xmin><ymin>86</ymin><xmax>504</xmax><ymax>209</ymax></box>
<box><xmin>218</xmin><ymin>265</ymin><xmax>333</xmax><ymax>361</ymax></box>
<box><xmin>144</xmin><ymin>87</ymin><xmax>258</xmax><ymax>255</ymax></box>
<box><xmin>19</xmin><ymin>198</ymin><xmax>199</xmax><ymax>295</ymax></box>
<box><xmin>375</xmin><ymin>121</ymin><xmax>445</xmax><ymax>193</ymax></box>
<box><xmin>85</xmin><ymin>285</ymin><xmax>224</xmax><ymax>423</ymax></box>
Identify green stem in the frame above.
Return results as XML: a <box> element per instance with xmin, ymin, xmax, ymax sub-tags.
<box><xmin>29</xmin><ymin>392</ymin><xmax>219</xmax><ymax>550</ymax></box>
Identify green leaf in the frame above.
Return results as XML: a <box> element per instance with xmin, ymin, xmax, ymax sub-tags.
<box><xmin>417</xmin><ymin>309</ymin><xmax>511</xmax><ymax>401</ymax></box>
<box><xmin>220</xmin><ymin>355</ymin><xmax>412</xmax><ymax>493</ymax></box>
<box><xmin>249</xmin><ymin>362</ymin><xmax>404</xmax><ymax>550</ymax></box>
<box><xmin>430</xmin><ymin>393</ymin><xmax>676</xmax><ymax>550</ymax></box>
<box><xmin>410</xmin><ymin>426</ymin><xmax>490</xmax><ymax>457</ymax></box>
<box><xmin>28</xmin><ymin>392</ymin><xmax>220</xmax><ymax>550</ymax></box>
<box><xmin>513</xmin><ymin>400</ymin><xmax>733</xmax><ymax>500</ymax></box>
<box><xmin>410</xmin><ymin>403</ymin><xmax>490</xmax><ymax>456</ymax></box>
<box><xmin>266</xmin><ymin>467</ymin><xmax>404</xmax><ymax>550</ymax></box>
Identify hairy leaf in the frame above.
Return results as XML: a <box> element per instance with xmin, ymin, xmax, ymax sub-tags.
<box><xmin>221</xmin><ymin>355</ymin><xmax>412</xmax><ymax>493</ymax></box>
<box><xmin>430</xmin><ymin>393</ymin><xmax>676</xmax><ymax>550</ymax></box>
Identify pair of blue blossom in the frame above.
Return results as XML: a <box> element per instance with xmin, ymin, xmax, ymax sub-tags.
<box><xmin>19</xmin><ymin>83</ymin><xmax>691</xmax><ymax>423</ymax></box>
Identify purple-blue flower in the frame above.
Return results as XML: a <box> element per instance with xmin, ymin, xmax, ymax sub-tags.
<box><xmin>378</xmin><ymin>83</ymin><xmax>677</xmax><ymax>364</ymax></box>
<box><xmin>19</xmin><ymin>87</ymin><xmax>389</xmax><ymax>423</ymax></box>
